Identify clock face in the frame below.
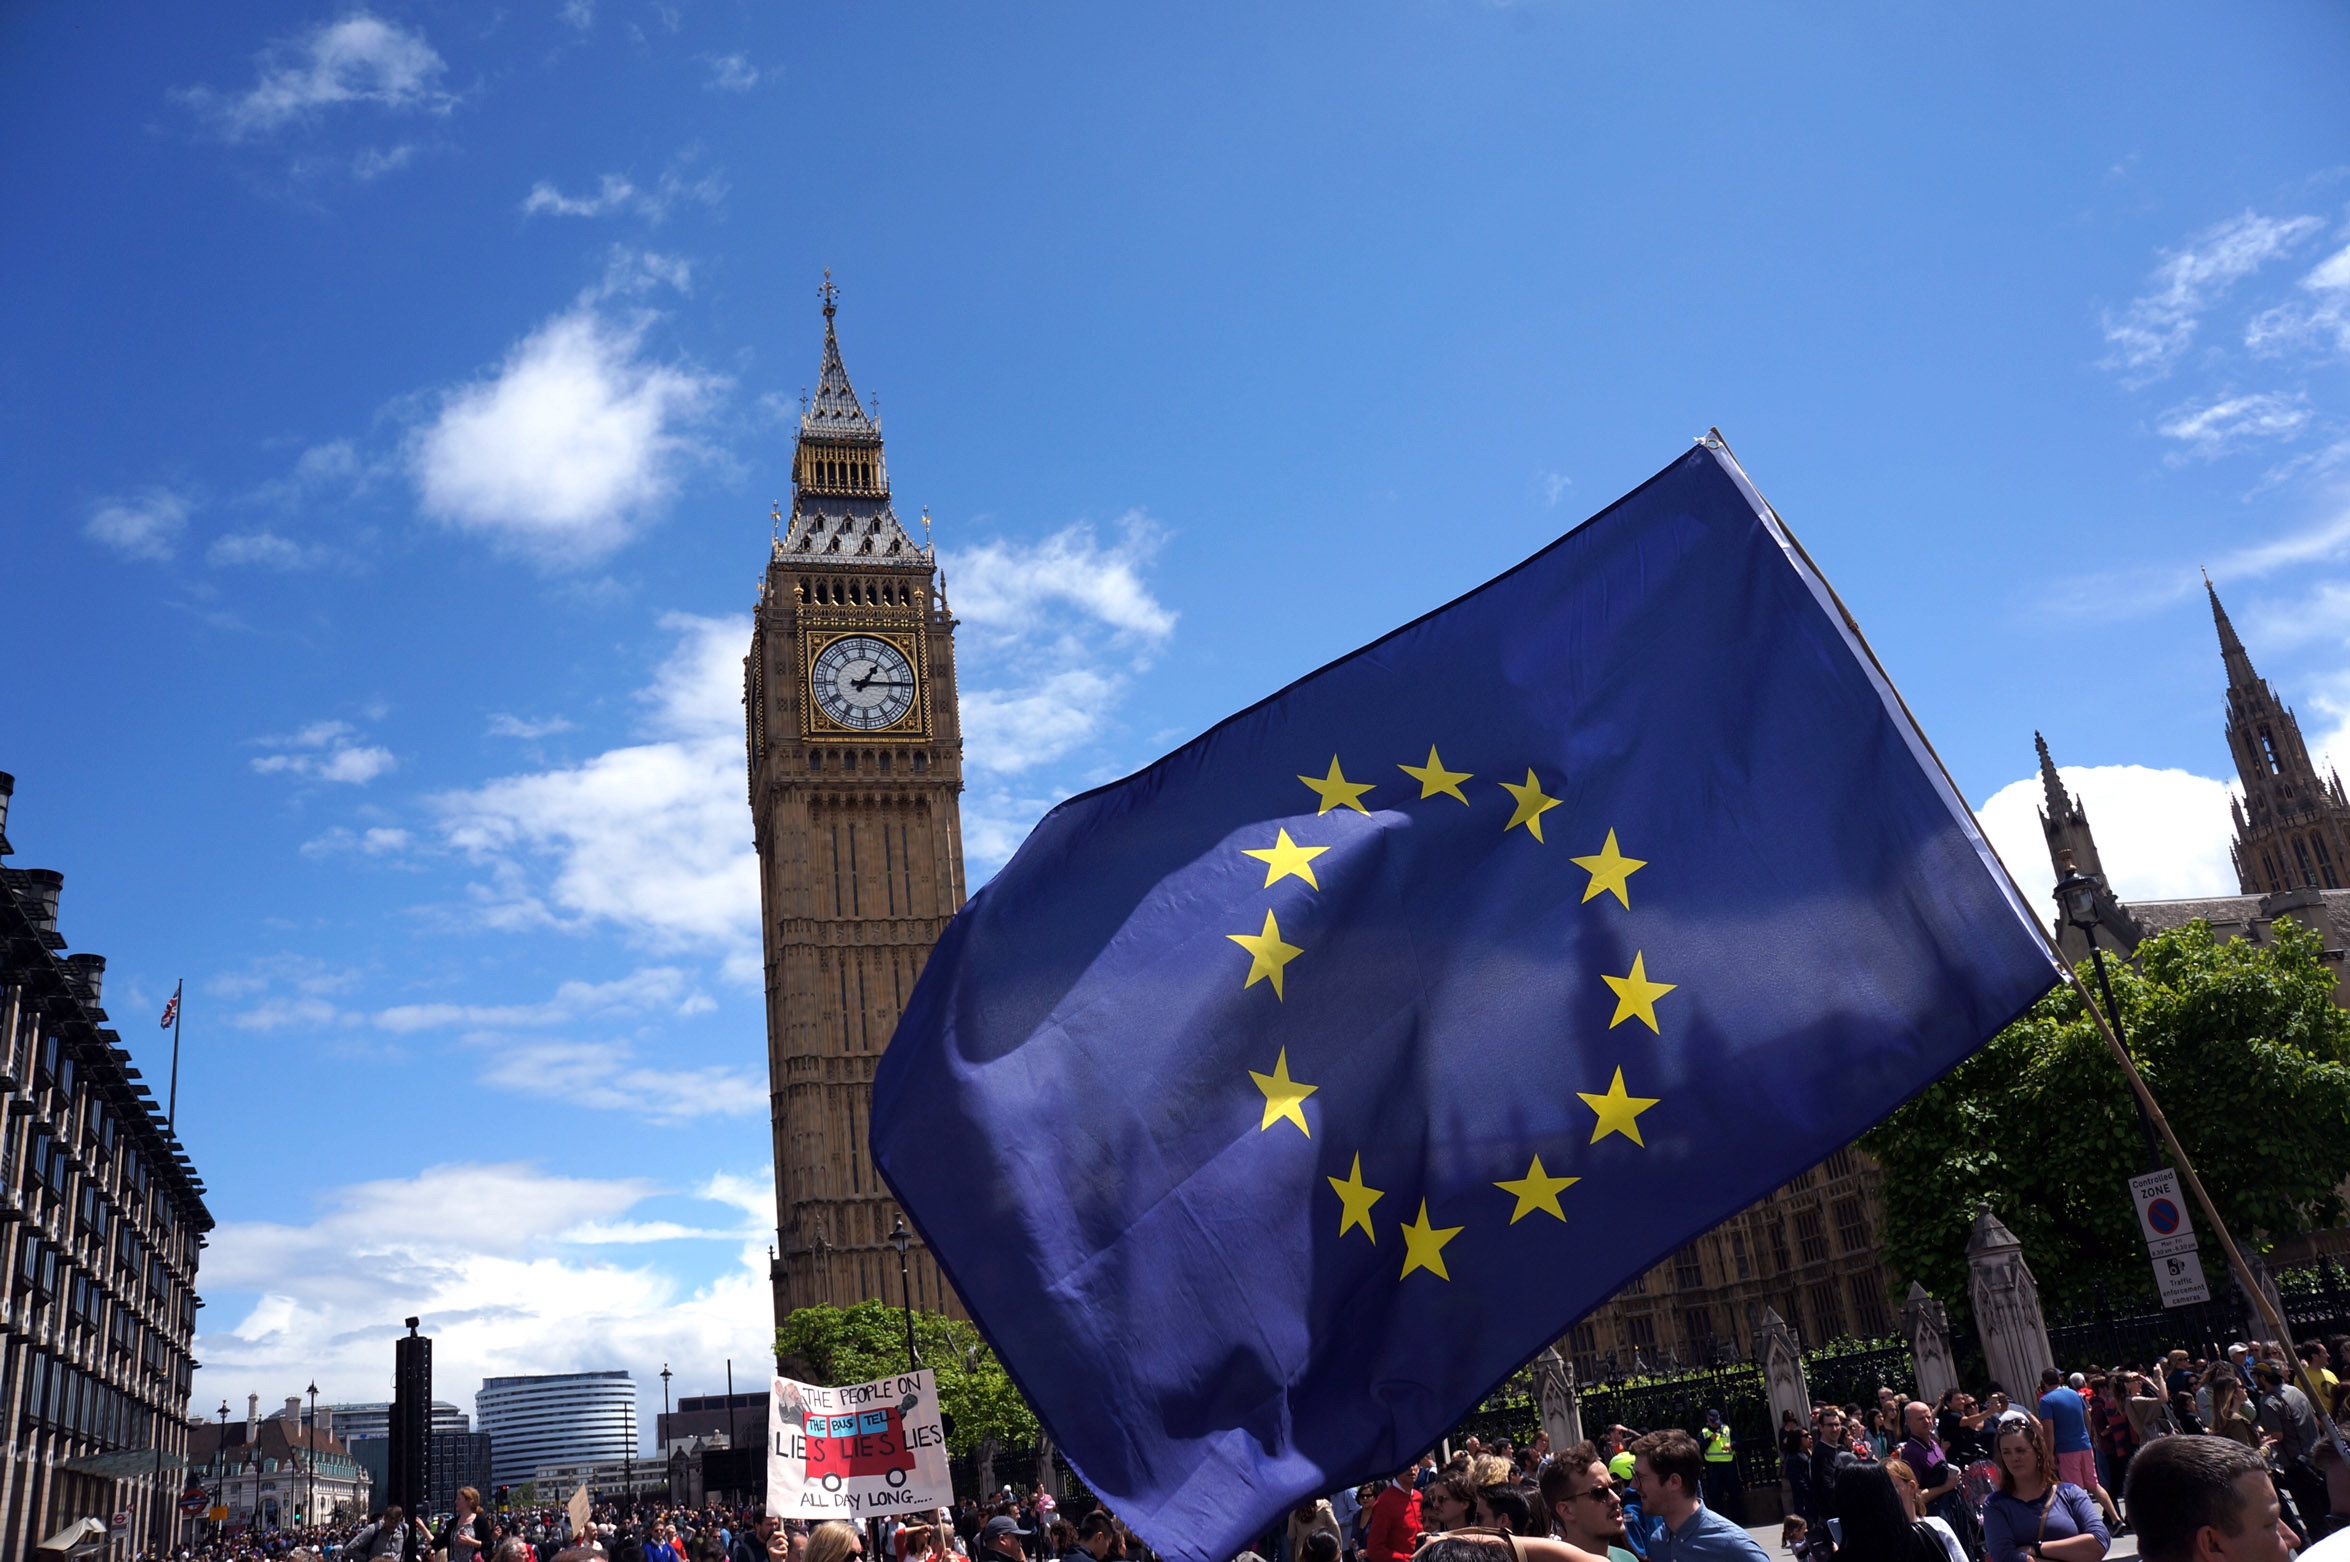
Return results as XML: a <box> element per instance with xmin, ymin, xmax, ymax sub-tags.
<box><xmin>810</xmin><ymin>635</ymin><xmax>919</xmax><ymax>730</ymax></box>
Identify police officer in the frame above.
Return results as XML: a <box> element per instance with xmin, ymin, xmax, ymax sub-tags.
<box><xmin>1698</xmin><ymin>1410</ymin><xmax>1741</xmax><ymax>1522</ymax></box>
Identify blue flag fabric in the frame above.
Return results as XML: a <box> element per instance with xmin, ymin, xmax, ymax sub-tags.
<box><xmin>872</xmin><ymin>444</ymin><xmax>2059</xmax><ymax>1562</ymax></box>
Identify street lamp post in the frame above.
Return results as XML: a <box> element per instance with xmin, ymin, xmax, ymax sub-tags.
<box><xmin>215</xmin><ymin>1400</ymin><xmax>229</xmax><ymax>1545</ymax></box>
<box><xmin>659</xmin><ymin>1365</ymin><xmax>672</xmax><ymax>1501</ymax></box>
<box><xmin>2054</xmin><ymin>852</ymin><xmax>2165</xmax><ymax>1171</ymax></box>
<box><xmin>307</xmin><ymin>1380</ymin><xmax>320</xmax><ymax>1532</ymax></box>
<box><xmin>889</xmin><ymin>1217</ymin><xmax>917</xmax><ymax>1371</ymax></box>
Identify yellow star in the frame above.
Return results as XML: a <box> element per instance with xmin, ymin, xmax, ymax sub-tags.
<box><xmin>1226</xmin><ymin>909</ymin><xmax>1305</xmax><ymax>999</ymax></box>
<box><xmin>1249</xmin><ymin>1047</ymin><xmax>1317</xmax><ymax>1136</ymax></box>
<box><xmin>1498</xmin><ymin>769</ymin><xmax>1562</xmax><ymax>842</ymax></box>
<box><xmin>1579</xmin><ymin>1067</ymin><xmax>1660</xmax><ymax>1147</ymax></box>
<box><xmin>1570</xmin><ymin>829</ymin><xmax>1646</xmax><ymax>908</ymax></box>
<box><xmin>1298</xmin><ymin>757</ymin><xmax>1375</xmax><ymax>815</ymax></box>
<box><xmin>1327</xmin><ymin>1153</ymin><xmax>1384</xmax><ymax>1241</ymax></box>
<box><xmin>1399</xmin><ymin>1199</ymin><xmax>1464</xmax><ymax>1280</ymax></box>
<box><xmin>1241</xmin><ymin>827</ymin><xmax>1328</xmax><ymax>890</ymax></box>
<box><xmin>1493</xmin><ymin>1154</ymin><xmax>1580</xmax><ymax>1224</ymax></box>
<box><xmin>1601</xmin><ymin>951</ymin><xmax>1677</xmax><ymax>1033</ymax></box>
<box><xmin>1398</xmin><ymin>746</ymin><xmax>1473</xmax><ymax>804</ymax></box>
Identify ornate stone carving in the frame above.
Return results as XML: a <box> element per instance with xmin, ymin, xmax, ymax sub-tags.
<box><xmin>1966</xmin><ymin>1205</ymin><xmax>2054</xmax><ymax>1400</ymax></box>
<box><xmin>1533</xmin><ymin>1346</ymin><xmax>1583</xmax><ymax>1450</ymax></box>
<box><xmin>1900</xmin><ymin>1282</ymin><xmax>1959</xmax><ymax>1405</ymax></box>
<box><xmin>1755</xmin><ymin>1308</ymin><xmax>1810</xmax><ymax>1434</ymax></box>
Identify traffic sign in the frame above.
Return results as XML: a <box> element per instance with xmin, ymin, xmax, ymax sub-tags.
<box><xmin>2154</xmin><ymin>1246</ymin><xmax>2212</xmax><ymax>1307</ymax></box>
<box><xmin>208</xmin><ymin>1506</ymin><xmax>229</xmax><ymax>1524</ymax></box>
<box><xmin>178</xmin><ymin>1490</ymin><xmax>210</xmax><ymax>1517</ymax></box>
<box><xmin>110</xmin><ymin>1512</ymin><xmax>130</xmax><ymax>1530</ymax></box>
<box><xmin>2130</xmin><ymin>1168</ymin><xmax>2199</xmax><ymax>1249</ymax></box>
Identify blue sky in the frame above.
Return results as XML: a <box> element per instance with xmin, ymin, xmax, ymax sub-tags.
<box><xmin>3</xmin><ymin>2</ymin><xmax>2346</xmax><ymax>1444</ymax></box>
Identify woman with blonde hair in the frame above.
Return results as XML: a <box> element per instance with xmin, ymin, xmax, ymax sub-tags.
<box><xmin>807</xmin><ymin>1520</ymin><xmax>866</xmax><ymax>1562</ymax></box>
<box><xmin>1980</xmin><ymin>1419</ymin><xmax>2109</xmax><ymax>1562</ymax></box>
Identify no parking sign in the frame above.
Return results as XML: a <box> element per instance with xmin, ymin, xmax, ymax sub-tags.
<box><xmin>2130</xmin><ymin>1167</ymin><xmax>2210</xmax><ymax>1305</ymax></box>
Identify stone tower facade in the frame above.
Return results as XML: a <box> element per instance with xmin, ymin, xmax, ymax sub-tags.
<box><xmin>2213</xmin><ymin>580</ymin><xmax>2350</xmax><ymax>894</ymax></box>
<box><xmin>748</xmin><ymin>283</ymin><xmax>968</xmax><ymax>1322</ymax></box>
<box><xmin>2033</xmin><ymin>732</ymin><xmax>2142</xmax><ymax>962</ymax></box>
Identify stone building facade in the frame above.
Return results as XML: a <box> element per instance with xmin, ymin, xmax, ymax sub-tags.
<box><xmin>749</xmin><ymin>283</ymin><xmax>968</xmax><ymax>1323</ymax></box>
<box><xmin>1562</xmin><ymin>1146</ymin><xmax>1896</xmax><ymax>1377</ymax></box>
<box><xmin>190</xmin><ymin>1395</ymin><xmax>371</xmax><ymax>1529</ymax></box>
<box><xmin>0</xmin><ymin>772</ymin><xmax>210</xmax><ymax>1555</ymax></box>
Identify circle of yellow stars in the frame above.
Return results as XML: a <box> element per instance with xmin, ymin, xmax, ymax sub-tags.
<box><xmin>1228</xmin><ymin>748</ymin><xmax>1673</xmax><ymax>1282</ymax></box>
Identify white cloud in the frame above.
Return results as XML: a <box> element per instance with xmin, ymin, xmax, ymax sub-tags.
<box><xmin>350</xmin><ymin>143</ymin><xmax>417</xmax><ymax>181</ymax></box>
<box><xmin>192</xmin><ymin>1162</ymin><xmax>774</xmax><ymax>1412</ymax></box>
<box><xmin>521</xmin><ymin>162</ymin><xmax>726</xmax><ymax>225</ymax></box>
<box><xmin>411</xmin><ymin>307</ymin><xmax>723</xmax><ymax>562</ymax></box>
<box><xmin>433</xmin><ymin>615</ymin><xmax>760</xmax><ymax>977</ymax></box>
<box><xmin>1977</xmin><ymin>763</ymin><xmax>2239</xmax><ymax>906</ymax></box>
<box><xmin>2101</xmin><ymin>211</ymin><xmax>2324</xmax><ymax>382</ymax></box>
<box><xmin>209</xmin><ymin>529</ymin><xmax>329</xmax><ymax>569</ymax></box>
<box><xmin>2248</xmin><ymin>237</ymin><xmax>2350</xmax><ymax>359</ymax></box>
<box><xmin>300</xmin><ymin>824</ymin><xmax>413</xmax><ymax>858</ymax></box>
<box><xmin>231</xmin><ymin>995</ymin><xmax>346</xmax><ymax>1033</ymax></box>
<box><xmin>2156</xmin><ymin>391</ymin><xmax>2312</xmax><ymax>461</ymax></box>
<box><xmin>373</xmin><ymin>966</ymin><xmax>697</xmax><ymax>1032</ymax></box>
<box><xmin>180</xmin><ymin>13</ymin><xmax>452</xmax><ymax>141</ymax></box>
<box><xmin>86</xmin><ymin>489</ymin><xmax>191</xmax><ymax>562</ymax></box>
<box><xmin>487</xmin><ymin>713</ymin><xmax>576</xmax><ymax>739</ymax></box>
<box><xmin>473</xmin><ymin>1038</ymin><xmax>762</xmax><ymax>1122</ymax></box>
<box><xmin>941</xmin><ymin>517</ymin><xmax>1177</xmax><ymax>860</ymax></box>
<box><xmin>950</xmin><ymin>515</ymin><xmax>1177</xmax><ymax>643</ymax></box>
<box><xmin>562</xmin><ymin>0</ymin><xmax>596</xmax><ymax>28</ymax></box>
<box><xmin>703</xmin><ymin>53</ymin><xmax>760</xmax><ymax>91</ymax></box>
<box><xmin>251</xmin><ymin>719</ymin><xmax>396</xmax><ymax>784</ymax></box>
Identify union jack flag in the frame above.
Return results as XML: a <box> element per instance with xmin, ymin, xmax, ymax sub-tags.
<box><xmin>159</xmin><ymin>988</ymin><xmax>179</xmax><ymax>1029</ymax></box>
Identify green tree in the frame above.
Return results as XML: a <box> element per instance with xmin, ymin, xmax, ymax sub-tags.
<box><xmin>776</xmin><ymin>1300</ymin><xmax>1039</xmax><ymax>1457</ymax></box>
<box><xmin>1862</xmin><ymin>917</ymin><xmax>2350</xmax><ymax>1322</ymax></box>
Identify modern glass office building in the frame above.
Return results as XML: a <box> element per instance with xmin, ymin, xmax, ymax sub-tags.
<box><xmin>476</xmin><ymin>1372</ymin><xmax>635</xmax><ymax>1487</ymax></box>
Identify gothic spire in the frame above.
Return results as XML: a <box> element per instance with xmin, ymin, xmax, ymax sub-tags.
<box><xmin>2207</xmin><ymin>573</ymin><xmax>2259</xmax><ymax>691</ymax></box>
<box><xmin>2035</xmin><ymin>730</ymin><xmax>2069</xmax><ymax>821</ymax></box>
<box><xmin>804</xmin><ymin>270</ymin><xmax>878</xmax><ymax>439</ymax></box>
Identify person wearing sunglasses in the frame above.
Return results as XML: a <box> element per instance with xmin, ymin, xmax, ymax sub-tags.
<box><xmin>1540</xmin><ymin>1442</ymin><xmax>1641</xmax><ymax>1562</ymax></box>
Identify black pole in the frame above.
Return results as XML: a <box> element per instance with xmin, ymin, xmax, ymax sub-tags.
<box><xmin>726</xmin><ymin>1359</ymin><xmax>737</xmax><ymax>1502</ymax></box>
<box><xmin>166</xmin><ymin>978</ymin><xmax>184</xmax><ymax>1128</ymax></box>
<box><xmin>2086</xmin><ymin>942</ymin><xmax>2166</xmax><ymax>1172</ymax></box>
<box><xmin>214</xmin><ymin>1401</ymin><xmax>228</xmax><ymax>1545</ymax></box>
<box><xmin>308</xmin><ymin>1381</ymin><xmax>319</xmax><ymax>1529</ymax></box>
<box><xmin>899</xmin><ymin>1244</ymin><xmax>916</xmax><ymax>1372</ymax></box>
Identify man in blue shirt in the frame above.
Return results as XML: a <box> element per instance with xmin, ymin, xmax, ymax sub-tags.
<box><xmin>1630</xmin><ymin>1430</ymin><xmax>1769</xmax><ymax>1562</ymax></box>
<box><xmin>2039</xmin><ymin>1367</ymin><xmax>2121</xmax><ymax>1529</ymax></box>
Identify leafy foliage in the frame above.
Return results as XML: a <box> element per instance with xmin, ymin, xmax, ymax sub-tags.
<box><xmin>1862</xmin><ymin>918</ymin><xmax>2350</xmax><ymax>1323</ymax></box>
<box><xmin>776</xmin><ymin>1301</ymin><xmax>1039</xmax><ymax>1456</ymax></box>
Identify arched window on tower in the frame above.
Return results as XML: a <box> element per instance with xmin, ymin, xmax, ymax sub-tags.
<box><xmin>2262</xmin><ymin>729</ymin><xmax>2283</xmax><ymax>773</ymax></box>
<box><xmin>2316</xmin><ymin>835</ymin><xmax>2339</xmax><ymax>889</ymax></box>
<box><xmin>2294</xmin><ymin>837</ymin><xmax>2318</xmax><ymax>886</ymax></box>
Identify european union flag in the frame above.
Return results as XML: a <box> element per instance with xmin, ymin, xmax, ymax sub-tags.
<box><xmin>872</xmin><ymin>442</ymin><xmax>2059</xmax><ymax>1562</ymax></box>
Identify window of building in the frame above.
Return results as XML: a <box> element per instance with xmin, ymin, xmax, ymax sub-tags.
<box><xmin>1794</xmin><ymin>1207</ymin><xmax>1829</xmax><ymax>1264</ymax></box>
<box><xmin>1568</xmin><ymin>1322</ymin><xmax>1598</xmax><ymax>1358</ymax></box>
<box><xmin>1808</xmin><ymin>1281</ymin><xmax>1846</xmax><ymax>1340</ymax></box>
<box><xmin>1833</xmin><ymin>1196</ymin><xmax>1871</xmax><ymax>1253</ymax></box>
<box><xmin>1682</xmin><ymin>1308</ymin><xmax>1715</xmax><ymax>1356</ymax></box>
<box><xmin>1731</xmin><ymin>1231</ymin><xmax>1751</xmax><ymax>1278</ymax></box>
<box><xmin>1625</xmin><ymin>1314</ymin><xmax>1656</xmax><ymax>1350</ymax></box>
<box><xmin>1850</xmin><ymin>1276</ymin><xmax>1890</xmax><ymax>1336</ymax></box>
<box><xmin>1674</xmin><ymin>1245</ymin><xmax>1705</xmax><ymax>1290</ymax></box>
<box><xmin>1768</xmin><ymin>1219</ymin><xmax>1791</xmax><ymax>1274</ymax></box>
<box><xmin>2296</xmin><ymin>838</ymin><xmax>2318</xmax><ymax>886</ymax></box>
<box><xmin>1825</xmin><ymin>1148</ymin><xmax>1854</xmax><ymax>1178</ymax></box>
<box><xmin>1621</xmin><ymin>1269</ymin><xmax>1647</xmax><ymax>1297</ymax></box>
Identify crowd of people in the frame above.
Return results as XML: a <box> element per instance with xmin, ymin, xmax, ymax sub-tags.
<box><xmin>137</xmin><ymin>1338</ymin><xmax>2350</xmax><ymax>1562</ymax></box>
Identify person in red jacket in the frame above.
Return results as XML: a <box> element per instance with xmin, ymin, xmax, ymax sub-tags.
<box><xmin>1366</xmin><ymin>1464</ymin><xmax>1424</xmax><ymax>1562</ymax></box>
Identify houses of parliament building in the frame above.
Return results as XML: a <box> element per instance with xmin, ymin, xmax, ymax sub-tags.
<box><xmin>745</xmin><ymin>287</ymin><xmax>2340</xmax><ymax>1368</ymax></box>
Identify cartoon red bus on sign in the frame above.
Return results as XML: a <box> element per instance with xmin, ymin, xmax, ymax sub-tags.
<box><xmin>792</xmin><ymin>1393</ymin><xmax>920</xmax><ymax>1490</ymax></box>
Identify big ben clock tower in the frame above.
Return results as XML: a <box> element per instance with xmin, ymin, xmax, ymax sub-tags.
<box><xmin>748</xmin><ymin>278</ymin><xmax>967</xmax><ymax>1322</ymax></box>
